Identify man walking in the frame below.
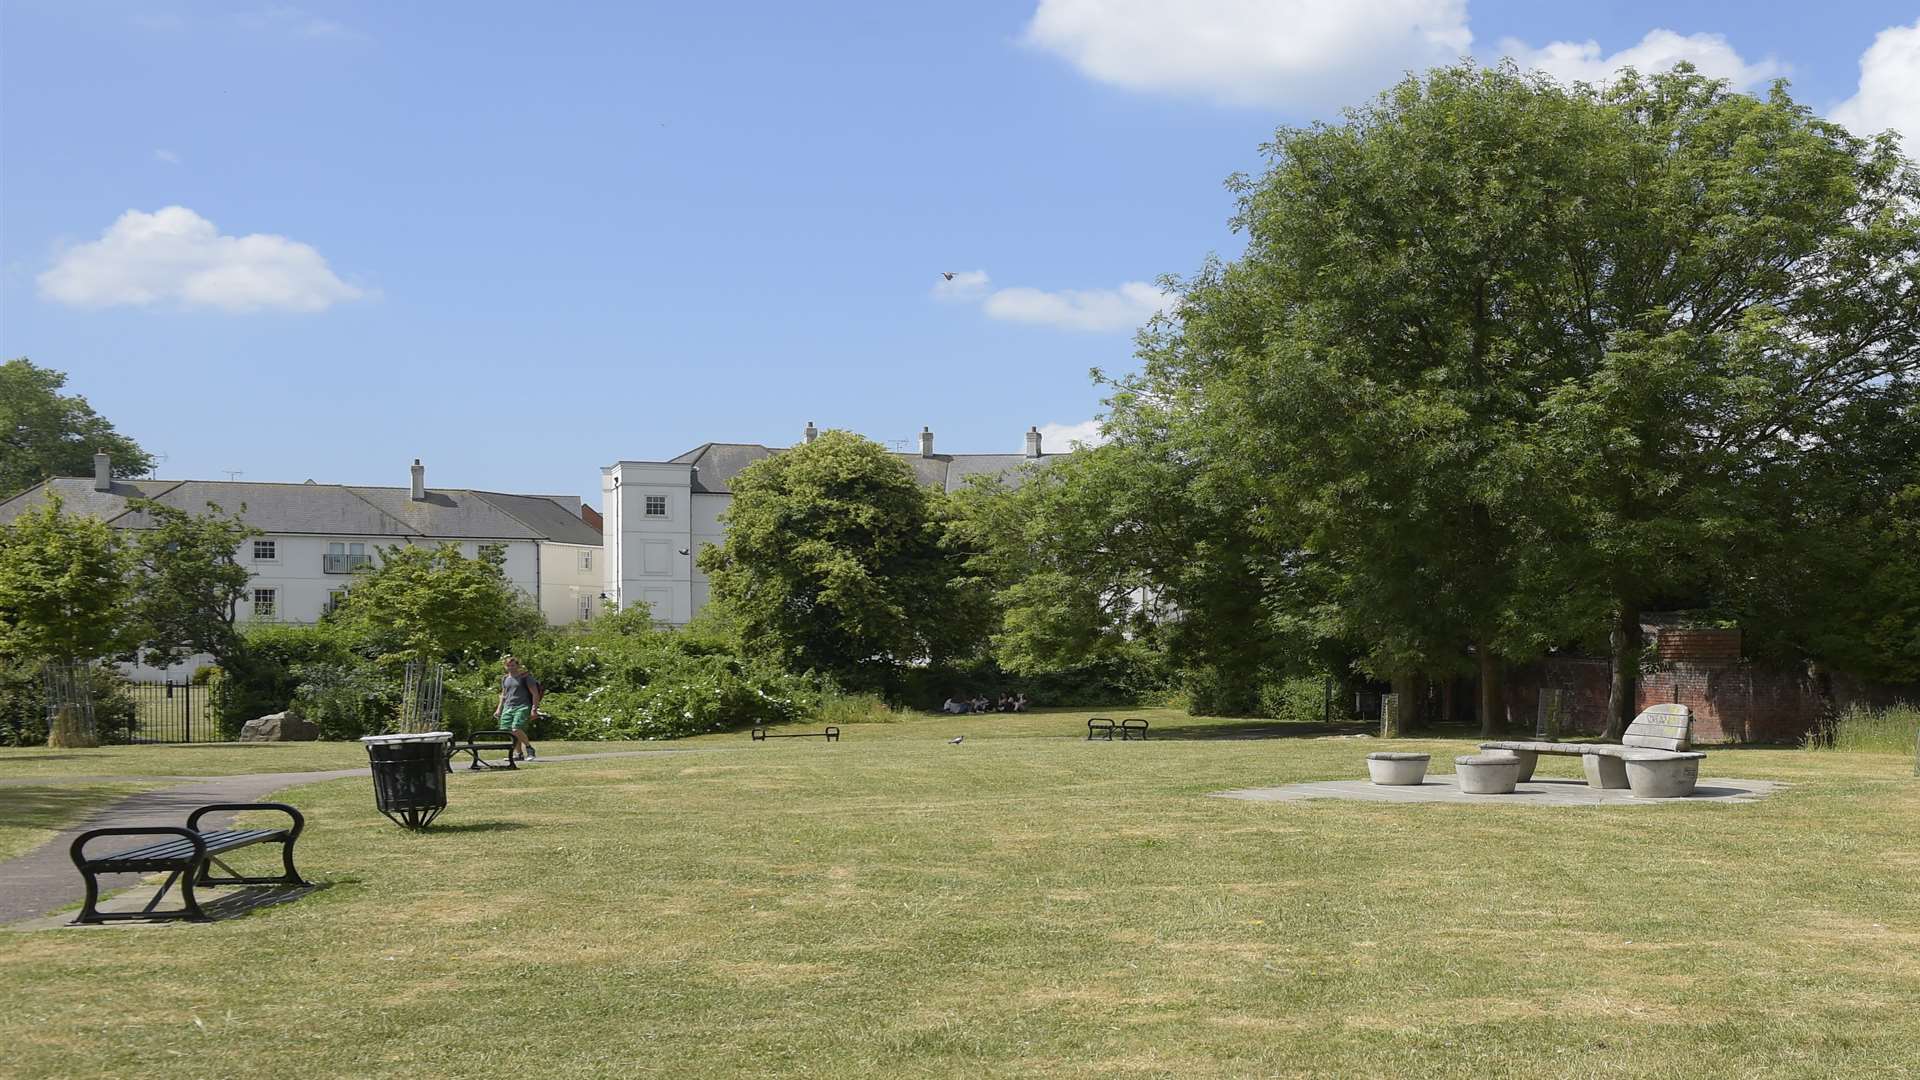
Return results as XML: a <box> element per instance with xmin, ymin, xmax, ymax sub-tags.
<box><xmin>494</xmin><ymin>655</ymin><xmax>543</xmax><ymax>763</ymax></box>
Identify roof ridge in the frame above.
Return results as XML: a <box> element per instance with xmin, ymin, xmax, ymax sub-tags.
<box><xmin>337</xmin><ymin>486</ymin><xmax>428</xmax><ymax>537</ymax></box>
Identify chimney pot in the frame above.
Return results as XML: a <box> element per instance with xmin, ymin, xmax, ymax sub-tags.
<box><xmin>93</xmin><ymin>451</ymin><xmax>112</xmax><ymax>492</ymax></box>
<box><xmin>920</xmin><ymin>426</ymin><xmax>935</xmax><ymax>457</ymax></box>
<box><xmin>804</xmin><ymin>420</ymin><xmax>818</xmax><ymax>444</ymax></box>
<box><xmin>1025</xmin><ymin>426</ymin><xmax>1043</xmax><ymax>458</ymax></box>
<box><xmin>410</xmin><ymin>458</ymin><xmax>426</xmax><ymax>501</ymax></box>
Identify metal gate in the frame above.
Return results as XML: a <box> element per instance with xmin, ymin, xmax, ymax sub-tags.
<box><xmin>124</xmin><ymin>681</ymin><xmax>213</xmax><ymax>744</ymax></box>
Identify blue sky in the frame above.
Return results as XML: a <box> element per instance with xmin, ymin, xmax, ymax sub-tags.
<box><xmin>3</xmin><ymin>2</ymin><xmax>1916</xmax><ymax>506</ymax></box>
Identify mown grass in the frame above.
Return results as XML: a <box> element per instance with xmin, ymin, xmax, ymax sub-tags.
<box><xmin>4</xmin><ymin>713</ymin><xmax>1917</xmax><ymax>1078</ymax></box>
<box><xmin>0</xmin><ymin>782</ymin><xmax>160</xmax><ymax>862</ymax></box>
<box><xmin>1806</xmin><ymin>702</ymin><xmax>1920</xmax><ymax>757</ymax></box>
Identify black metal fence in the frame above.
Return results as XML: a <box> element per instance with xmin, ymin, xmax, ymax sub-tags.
<box><xmin>123</xmin><ymin>680</ymin><xmax>216</xmax><ymax>744</ymax></box>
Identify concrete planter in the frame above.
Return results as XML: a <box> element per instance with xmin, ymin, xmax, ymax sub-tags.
<box><xmin>1454</xmin><ymin>755</ymin><xmax>1521</xmax><ymax>794</ymax></box>
<box><xmin>1366</xmin><ymin>752</ymin><xmax>1429</xmax><ymax>786</ymax></box>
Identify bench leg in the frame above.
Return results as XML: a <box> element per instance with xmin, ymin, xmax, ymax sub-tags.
<box><xmin>197</xmin><ymin>841</ymin><xmax>307</xmax><ymax>888</ymax></box>
<box><xmin>75</xmin><ymin>867</ymin><xmax>103</xmax><ymax>925</ymax></box>
<box><xmin>177</xmin><ymin>869</ymin><xmax>211</xmax><ymax>922</ymax></box>
<box><xmin>1582</xmin><ymin>754</ymin><xmax>1629</xmax><ymax>789</ymax></box>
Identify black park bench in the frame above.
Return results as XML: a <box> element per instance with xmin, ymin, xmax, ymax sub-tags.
<box><xmin>750</xmin><ymin>724</ymin><xmax>840</xmax><ymax>742</ymax></box>
<box><xmin>1087</xmin><ymin>718</ymin><xmax>1150</xmax><ymax>741</ymax></box>
<box><xmin>450</xmin><ymin>728</ymin><xmax>519</xmax><ymax>770</ymax></box>
<box><xmin>68</xmin><ymin>802</ymin><xmax>307</xmax><ymax>924</ymax></box>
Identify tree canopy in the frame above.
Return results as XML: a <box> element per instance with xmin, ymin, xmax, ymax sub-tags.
<box><xmin>123</xmin><ymin>500</ymin><xmax>261</xmax><ymax>669</ymax></box>
<box><xmin>0</xmin><ymin>494</ymin><xmax>130</xmax><ymax>664</ymax></box>
<box><xmin>0</xmin><ymin>359</ymin><xmax>155</xmax><ymax>495</ymax></box>
<box><xmin>701</xmin><ymin>430</ymin><xmax>981</xmax><ymax>693</ymax></box>
<box><xmin>327</xmin><ymin>543</ymin><xmax>542</xmax><ymax>667</ymax></box>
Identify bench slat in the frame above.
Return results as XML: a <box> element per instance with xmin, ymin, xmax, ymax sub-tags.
<box><xmin>90</xmin><ymin>829</ymin><xmax>286</xmax><ymax>867</ymax></box>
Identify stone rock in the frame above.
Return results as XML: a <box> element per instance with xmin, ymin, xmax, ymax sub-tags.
<box><xmin>239</xmin><ymin>711</ymin><xmax>320</xmax><ymax>742</ymax></box>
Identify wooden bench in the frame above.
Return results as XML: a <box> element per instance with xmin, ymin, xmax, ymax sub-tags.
<box><xmin>450</xmin><ymin>728</ymin><xmax>519</xmax><ymax>770</ymax></box>
<box><xmin>1087</xmin><ymin>717</ymin><xmax>1116</xmax><ymax>740</ymax></box>
<box><xmin>69</xmin><ymin>802</ymin><xmax>307</xmax><ymax>924</ymax></box>
<box><xmin>1481</xmin><ymin>704</ymin><xmax>1707</xmax><ymax>796</ymax></box>
<box><xmin>750</xmin><ymin>725</ymin><xmax>840</xmax><ymax>742</ymax></box>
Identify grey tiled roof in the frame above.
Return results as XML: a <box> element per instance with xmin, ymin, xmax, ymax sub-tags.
<box><xmin>0</xmin><ymin>478</ymin><xmax>601</xmax><ymax>544</ymax></box>
<box><xmin>669</xmin><ymin>443</ymin><xmax>1065</xmax><ymax>495</ymax></box>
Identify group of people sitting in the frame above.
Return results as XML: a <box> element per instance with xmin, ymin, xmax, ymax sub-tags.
<box><xmin>941</xmin><ymin>692</ymin><xmax>1028</xmax><ymax>715</ymax></box>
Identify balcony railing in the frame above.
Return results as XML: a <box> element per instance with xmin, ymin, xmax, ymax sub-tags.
<box><xmin>323</xmin><ymin>553</ymin><xmax>373</xmax><ymax>574</ymax></box>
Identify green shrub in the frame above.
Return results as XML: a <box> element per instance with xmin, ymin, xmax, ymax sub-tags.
<box><xmin>289</xmin><ymin>661</ymin><xmax>392</xmax><ymax>740</ymax></box>
<box><xmin>817</xmin><ymin>691</ymin><xmax>907</xmax><ymax>726</ymax></box>
<box><xmin>1805</xmin><ymin>702</ymin><xmax>1920</xmax><ymax>755</ymax></box>
<box><xmin>1257</xmin><ymin>676</ymin><xmax>1333</xmax><ymax>723</ymax></box>
<box><xmin>213</xmin><ymin>622</ymin><xmax>360</xmax><ymax>737</ymax></box>
<box><xmin>0</xmin><ymin>664</ymin><xmax>137</xmax><ymax>746</ymax></box>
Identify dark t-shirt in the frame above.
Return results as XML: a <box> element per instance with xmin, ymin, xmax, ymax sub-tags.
<box><xmin>501</xmin><ymin>673</ymin><xmax>539</xmax><ymax>708</ymax></box>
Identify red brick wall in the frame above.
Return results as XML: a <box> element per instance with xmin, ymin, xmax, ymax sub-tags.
<box><xmin>1654</xmin><ymin>627</ymin><xmax>1742</xmax><ymax>665</ymax></box>
<box><xmin>1503</xmin><ymin>657</ymin><xmax>1827</xmax><ymax>745</ymax></box>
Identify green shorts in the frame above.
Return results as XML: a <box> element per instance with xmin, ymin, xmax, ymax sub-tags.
<box><xmin>499</xmin><ymin>705</ymin><xmax>532</xmax><ymax>732</ymax></box>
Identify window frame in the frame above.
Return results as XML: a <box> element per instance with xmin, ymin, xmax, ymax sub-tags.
<box><xmin>643</xmin><ymin>494</ymin><xmax>669</xmax><ymax>518</ymax></box>
<box><xmin>252</xmin><ymin>587</ymin><xmax>278</xmax><ymax>619</ymax></box>
<box><xmin>252</xmin><ymin>539</ymin><xmax>278</xmax><ymax>562</ymax></box>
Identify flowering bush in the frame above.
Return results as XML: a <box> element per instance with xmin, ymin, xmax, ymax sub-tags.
<box><xmin>526</xmin><ymin>614</ymin><xmax>820</xmax><ymax>740</ymax></box>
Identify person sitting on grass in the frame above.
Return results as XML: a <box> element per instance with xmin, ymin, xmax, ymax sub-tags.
<box><xmin>942</xmin><ymin>695</ymin><xmax>967</xmax><ymax>714</ymax></box>
<box><xmin>971</xmin><ymin>694</ymin><xmax>990</xmax><ymax>713</ymax></box>
<box><xmin>494</xmin><ymin>655</ymin><xmax>543</xmax><ymax>762</ymax></box>
<box><xmin>997</xmin><ymin>694</ymin><xmax>1015</xmax><ymax>713</ymax></box>
<box><xmin>1011</xmin><ymin>693</ymin><xmax>1028</xmax><ymax>713</ymax></box>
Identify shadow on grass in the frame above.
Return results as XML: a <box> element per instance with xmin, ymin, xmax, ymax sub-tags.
<box><xmin>0</xmin><ymin>785</ymin><xmax>141</xmax><ymax>830</ymax></box>
<box><xmin>1143</xmin><ymin>721</ymin><xmax>1374</xmax><ymax>742</ymax></box>
<box><xmin>419</xmin><ymin>821</ymin><xmax>530</xmax><ymax>834</ymax></box>
<box><xmin>0</xmin><ymin>754</ymin><xmax>88</xmax><ymax>765</ymax></box>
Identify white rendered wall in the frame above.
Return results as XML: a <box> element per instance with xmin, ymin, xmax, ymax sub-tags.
<box><xmin>604</xmin><ymin>462</ymin><xmax>694</xmax><ymax>624</ymax></box>
<box><xmin>540</xmin><ymin>541</ymin><xmax>603</xmax><ymax>625</ymax></box>
<box><xmin>233</xmin><ymin>534</ymin><xmax>540</xmax><ymax>625</ymax></box>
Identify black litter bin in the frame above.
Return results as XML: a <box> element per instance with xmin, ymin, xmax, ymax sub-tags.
<box><xmin>362</xmin><ymin>732</ymin><xmax>453</xmax><ymax>829</ymax></box>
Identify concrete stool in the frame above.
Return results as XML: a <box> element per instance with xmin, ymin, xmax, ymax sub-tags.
<box><xmin>1624</xmin><ymin>755</ymin><xmax>1704</xmax><ymax>798</ymax></box>
<box><xmin>1366</xmin><ymin>752</ymin><xmax>1430</xmax><ymax>786</ymax></box>
<box><xmin>1454</xmin><ymin>754</ymin><xmax>1522</xmax><ymax>794</ymax></box>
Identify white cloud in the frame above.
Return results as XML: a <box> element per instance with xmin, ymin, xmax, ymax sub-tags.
<box><xmin>1023</xmin><ymin>0</ymin><xmax>1471</xmax><ymax>108</ymax></box>
<box><xmin>984</xmin><ymin>281</ymin><xmax>1172</xmax><ymax>332</ymax></box>
<box><xmin>1498</xmin><ymin>28</ymin><xmax>1784</xmax><ymax>90</ymax></box>
<box><xmin>1832</xmin><ymin>18</ymin><xmax>1920</xmax><ymax>150</ymax></box>
<box><xmin>38</xmin><ymin>206</ymin><xmax>368</xmax><ymax>313</ymax></box>
<box><xmin>932</xmin><ymin>270</ymin><xmax>1170</xmax><ymax>333</ymax></box>
<box><xmin>237</xmin><ymin>7</ymin><xmax>354</xmax><ymax>40</ymax></box>
<box><xmin>1038</xmin><ymin>419</ymin><xmax>1109</xmax><ymax>451</ymax></box>
<box><xmin>153</xmin><ymin>149</ymin><xmax>181</xmax><ymax>165</ymax></box>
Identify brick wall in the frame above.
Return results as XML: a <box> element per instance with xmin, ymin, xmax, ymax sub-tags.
<box><xmin>1653</xmin><ymin>627</ymin><xmax>1742</xmax><ymax>665</ymax></box>
<box><xmin>1504</xmin><ymin>657</ymin><xmax>1829</xmax><ymax>745</ymax></box>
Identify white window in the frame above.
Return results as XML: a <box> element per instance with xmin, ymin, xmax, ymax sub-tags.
<box><xmin>644</xmin><ymin>495</ymin><xmax>667</xmax><ymax>517</ymax></box>
<box><xmin>579</xmin><ymin>596</ymin><xmax>594</xmax><ymax>621</ymax></box>
<box><xmin>252</xmin><ymin>539</ymin><xmax>277</xmax><ymax>561</ymax></box>
<box><xmin>578</xmin><ymin>550</ymin><xmax>593</xmax><ymax>571</ymax></box>
<box><xmin>327</xmin><ymin>541</ymin><xmax>367</xmax><ymax>557</ymax></box>
<box><xmin>252</xmin><ymin>588</ymin><xmax>277</xmax><ymax>618</ymax></box>
<box><xmin>326</xmin><ymin>588</ymin><xmax>349</xmax><ymax>612</ymax></box>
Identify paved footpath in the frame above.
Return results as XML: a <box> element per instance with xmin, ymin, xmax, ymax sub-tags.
<box><xmin>0</xmin><ymin>748</ymin><xmax>701</xmax><ymax>925</ymax></box>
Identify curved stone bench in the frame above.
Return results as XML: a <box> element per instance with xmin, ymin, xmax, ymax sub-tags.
<box><xmin>1454</xmin><ymin>755</ymin><xmax>1521</xmax><ymax>794</ymax></box>
<box><xmin>1365</xmin><ymin>752</ymin><xmax>1429</xmax><ymax>786</ymax></box>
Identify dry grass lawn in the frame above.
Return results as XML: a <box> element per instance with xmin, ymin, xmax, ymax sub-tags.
<box><xmin>3</xmin><ymin>711</ymin><xmax>1917</xmax><ymax>1078</ymax></box>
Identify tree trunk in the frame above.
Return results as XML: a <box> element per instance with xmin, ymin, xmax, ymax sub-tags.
<box><xmin>1606</xmin><ymin>604</ymin><xmax>1641</xmax><ymax>740</ymax></box>
<box><xmin>1476</xmin><ymin>648</ymin><xmax>1504</xmax><ymax>739</ymax></box>
<box><xmin>1387</xmin><ymin>674</ymin><xmax>1428</xmax><ymax>736</ymax></box>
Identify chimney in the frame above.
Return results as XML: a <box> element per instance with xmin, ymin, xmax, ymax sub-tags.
<box><xmin>410</xmin><ymin>458</ymin><xmax>426</xmax><ymax>501</ymax></box>
<box><xmin>93</xmin><ymin>451</ymin><xmax>112</xmax><ymax>492</ymax></box>
<box><xmin>804</xmin><ymin>420</ymin><xmax>818</xmax><ymax>444</ymax></box>
<box><xmin>920</xmin><ymin>426</ymin><xmax>935</xmax><ymax>457</ymax></box>
<box><xmin>1025</xmin><ymin>426</ymin><xmax>1043</xmax><ymax>458</ymax></box>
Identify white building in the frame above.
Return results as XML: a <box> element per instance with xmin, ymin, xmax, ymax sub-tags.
<box><xmin>601</xmin><ymin>424</ymin><xmax>1070</xmax><ymax>625</ymax></box>
<box><xmin>0</xmin><ymin>455</ymin><xmax>604</xmax><ymax>628</ymax></box>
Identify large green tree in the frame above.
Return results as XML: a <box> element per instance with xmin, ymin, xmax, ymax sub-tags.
<box><xmin>1125</xmin><ymin>62</ymin><xmax>1920</xmax><ymax>732</ymax></box>
<box><xmin>0</xmin><ymin>359</ymin><xmax>155</xmax><ymax>495</ymax></box>
<box><xmin>123</xmin><ymin>500</ymin><xmax>262</xmax><ymax>669</ymax></box>
<box><xmin>327</xmin><ymin>543</ymin><xmax>541</xmax><ymax>668</ymax></box>
<box><xmin>0</xmin><ymin>493</ymin><xmax>130</xmax><ymax>663</ymax></box>
<box><xmin>700</xmin><ymin>430</ymin><xmax>979</xmax><ymax>694</ymax></box>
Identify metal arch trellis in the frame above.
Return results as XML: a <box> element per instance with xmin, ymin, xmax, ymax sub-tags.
<box><xmin>400</xmin><ymin>659</ymin><xmax>446</xmax><ymax>735</ymax></box>
<box><xmin>43</xmin><ymin>660</ymin><xmax>98</xmax><ymax>746</ymax></box>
